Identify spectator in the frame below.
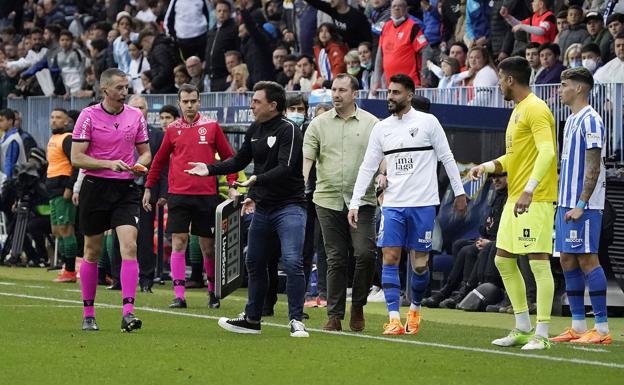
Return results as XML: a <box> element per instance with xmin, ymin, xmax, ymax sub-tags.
<box><xmin>314</xmin><ymin>23</ymin><xmax>349</xmax><ymax>83</ymax></box>
<box><xmin>372</xmin><ymin>0</ymin><xmax>428</xmax><ymax>92</ymax></box>
<box><xmin>51</xmin><ymin>30</ymin><xmax>86</xmax><ymax>96</ymax></box>
<box><xmin>164</xmin><ymin>0</ymin><xmax>210</xmax><ymax>59</ymax></box>
<box><xmin>141</xmin><ymin>69</ymin><xmax>153</xmax><ymax>93</ymax></box>
<box><xmin>605</xmin><ymin>13</ymin><xmax>624</xmax><ymax>62</ymax></box>
<box><xmin>344</xmin><ymin>49</ymin><xmax>369</xmax><ymax>90</ymax></box>
<box><xmin>239</xmin><ymin>0</ymin><xmax>275</xmax><ymax>87</ymax></box>
<box><xmin>1</xmin><ymin>26</ymin><xmax>18</xmax><ymax>46</ymax></box>
<box><xmin>358</xmin><ymin>41</ymin><xmax>374</xmax><ymax>72</ymax></box>
<box><xmin>489</xmin><ymin>0</ymin><xmax>513</xmax><ymax>63</ymax></box>
<box><xmin>449</xmin><ymin>41</ymin><xmax>469</xmax><ymax>71</ymax></box>
<box><xmin>272</xmin><ymin>46</ymin><xmax>288</xmax><ymax>78</ymax></box>
<box><xmin>593</xmin><ymin>32</ymin><xmax>624</xmax><ymax>83</ymax></box>
<box><xmin>185</xmin><ymin>56</ymin><xmax>209</xmax><ymax>92</ymax></box>
<box><xmin>128</xmin><ymin>41</ymin><xmax>150</xmax><ymax>94</ymax></box>
<box><xmin>135</xmin><ymin>0</ymin><xmax>158</xmax><ymax>24</ymax></box>
<box><xmin>2</xmin><ymin>28</ymin><xmax>47</xmax><ymax>73</ymax></box>
<box><xmin>3</xmin><ymin>43</ymin><xmax>18</xmax><ymax>61</ymax></box>
<box><xmin>441</xmin><ymin>0</ymin><xmax>464</xmax><ymax>43</ymax></box>
<box><xmin>227</xmin><ymin>63</ymin><xmax>249</xmax><ymax>92</ymax></box>
<box><xmin>581</xmin><ymin>43</ymin><xmax>603</xmax><ymax>74</ymax></box>
<box><xmin>159</xmin><ymin>104</ymin><xmax>179</xmax><ymax>131</ymax></box>
<box><xmin>173</xmin><ymin>64</ymin><xmax>191</xmax><ymax>90</ymax></box>
<box><xmin>139</xmin><ymin>28</ymin><xmax>178</xmax><ymax>94</ymax></box>
<box><xmin>112</xmin><ymin>12</ymin><xmax>137</xmax><ymax>76</ymax></box>
<box><xmin>584</xmin><ymin>11</ymin><xmax>611</xmax><ymax>63</ymax></box>
<box><xmin>43</xmin><ymin>0</ymin><xmax>68</xmax><ymax>28</ymax></box>
<box><xmin>205</xmin><ymin>0</ymin><xmax>239</xmax><ymax>92</ymax></box>
<box><xmin>462</xmin><ymin>45</ymin><xmax>498</xmax><ymax>87</ymax></box>
<box><xmin>224</xmin><ymin>50</ymin><xmax>242</xmax><ymax>89</ymax></box>
<box><xmin>89</xmin><ymin>38</ymin><xmax>109</xmax><ymax>79</ymax></box>
<box><xmin>558</xmin><ymin>5</ymin><xmax>590</xmax><ymax>55</ymax></box>
<box><xmin>535</xmin><ymin>42</ymin><xmax>565</xmax><ymax>84</ymax></box>
<box><xmin>500</xmin><ymin>0</ymin><xmax>557</xmax><ymax>45</ymax></box>
<box><xmin>554</xmin><ymin>10</ymin><xmax>568</xmax><ymax>44</ymax></box>
<box><xmin>275</xmin><ymin>54</ymin><xmax>297</xmax><ymax>87</ymax></box>
<box><xmin>563</xmin><ymin>43</ymin><xmax>582</xmax><ymax>68</ymax></box>
<box><xmin>77</xmin><ymin>66</ymin><xmax>97</xmax><ymax>98</ymax></box>
<box><xmin>0</xmin><ymin>108</ymin><xmax>26</xmax><ymax>179</ymax></box>
<box><xmin>303</xmin><ymin>0</ymin><xmax>372</xmax><ymax>49</ymax></box>
<box><xmin>525</xmin><ymin>42</ymin><xmax>543</xmax><ymax>84</ymax></box>
<box><xmin>367</xmin><ymin>0</ymin><xmax>391</xmax><ymax>52</ymax></box>
<box><xmin>427</xmin><ymin>56</ymin><xmax>465</xmax><ymax>88</ymax></box>
<box><xmin>465</xmin><ymin>0</ymin><xmax>490</xmax><ymax>47</ymax></box>
<box><xmin>290</xmin><ymin>55</ymin><xmax>320</xmax><ymax>91</ymax></box>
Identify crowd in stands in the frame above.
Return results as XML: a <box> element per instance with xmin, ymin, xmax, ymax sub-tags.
<box><xmin>0</xmin><ymin>0</ymin><xmax>623</xmax><ymax>108</ymax></box>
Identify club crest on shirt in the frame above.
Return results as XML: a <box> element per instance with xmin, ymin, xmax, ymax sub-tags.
<box><xmin>177</xmin><ymin>130</ymin><xmax>181</xmax><ymax>135</ymax></box>
<box><xmin>198</xmin><ymin>127</ymin><xmax>207</xmax><ymax>135</ymax></box>
<box><xmin>408</xmin><ymin>127</ymin><xmax>419</xmax><ymax>138</ymax></box>
<box><xmin>514</xmin><ymin>113</ymin><xmax>520</xmax><ymax>123</ymax></box>
<box><xmin>397</xmin><ymin>31</ymin><xmax>404</xmax><ymax>40</ymax></box>
<box><xmin>123</xmin><ymin>131</ymin><xmax>134</xmax><ymax>142</ymax></box>
<box><xmin>267</xmin><ymin>136</ymin><xmax>276</xmax><ymax>148</ymax></box>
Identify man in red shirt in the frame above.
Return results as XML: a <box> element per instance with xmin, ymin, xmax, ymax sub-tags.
<box><xmin>371</xmin><ymin>0</ymin><xmax>428</xmax><ymax>92</ymax></box>
<box><xmin>143</xmin><ymin>83</ymin><xmax>239</xmax><ymax>309</ymax></box>
<box><xmin>500</xmin><ymin>0</ymin><xmax>557</xmax><ymax>45</ymax></box>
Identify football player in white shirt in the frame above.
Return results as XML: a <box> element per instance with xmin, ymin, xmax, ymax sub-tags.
<box><xmin>348</xmin><ymin>73</ymin><xmax>468</xmax><ymax>335</ymax></box>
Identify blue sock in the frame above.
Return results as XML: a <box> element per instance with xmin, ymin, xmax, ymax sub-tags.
<box><xmin>586</xmin><ymin>266</ymin><xmax>608</xmax><ymax>324</ymax></box>
<box><xmin>382</xmin><ymin>264</ymin><xmax>400</xmax><ymax>313</ymax></box>
<box><xmin>410</xmin><ymin>268</ymin><xmax>430</xmax><ymax>306</ymax></box>
<box><xmin>563</xmin><ymin>268</ymin><xmax>586</xmax><ymax>321</ymax></box>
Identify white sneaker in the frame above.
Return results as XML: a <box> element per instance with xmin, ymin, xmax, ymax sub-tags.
<box><xmin>521</xmin><ymin>336</ymin><xmax>552</xmax><ymax>350</ymax></box>
<box><xmin>491</xmin><ymin>329</ymin><xmax>533</xmax><ymax>347</ymax></box>
<box><xmin>367</xmin><ymin>288</ymin><xmax>386</xmax><ymax>303</ymax></box>
<box><xmin>289</xmin><ymin>319</ymin><xmax>309</xmax><ymax>337</ymax></box>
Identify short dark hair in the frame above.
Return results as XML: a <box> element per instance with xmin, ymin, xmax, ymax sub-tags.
<box><xmin>389</xmin><ymin>73</ymin><xmax>415</xmax><ymax>93</ymax></box>
<box><xmin>568</xmin><ymin>5</ymin><xmax>582</xmax><ymax>13</ymax></box>
<box><xmin>59</xmin><ymin>30</ymin><xmax>73</xmax><ymax>40</ymax></box>
<box><xmin>0</xmin><ymin>108</ymin><xmax>15</xmax><ymax>123</ymax></box>
<box><xmin>333</xmin><ymin>73</ymin><xmax>360</xmax><ymax>91</ymax></box>
<box><xmin>286</xmin><ymin>93</ymin><xmax>308</xmax><ymax>111</ymax></box>
<box><xmin>159</xmin><ymin>104</ymin><xmax>180</xmax><ymax>118</ymax></box>
<box><xmin>297</xmin><ymin>54</ymin><xmax>315</xmax><ymax>67</ymax></box>
<box><xmin>177</xmin><ymin>83</ymin><xmax>200</xmax><ymax>99</ymax></box>
<box><xmin>538</xmin><ymin>42</ymin><xmax>560</xmax><ymax>57</ymax></box>
<box><xmin>224</xmin><ymin>50</ymin><xmax>242</xmax><ymax>61</ymax></box>
<box><xmin>561</xmin><ymin>67</ymin><xmax>594</xmax><ymax>89</ymax></box>
<box><xmin>358</xmin><ymin>41</ymin><xmax>372</xmax><ymax>51</ymax></box>
<box><xmin>44</xmin><ymin>24</ymin><xmax>61</xmax><ymax>38</ymax></box>
<box><xmin>581</xmin><ymin>43</ymin><xmax>601</xmax><ymax>56</ymax></box>
<box><xmin>616</xmin><ymin>31</ymin><xmax>624</xmax><ymax>40</ymax></box>
<box><xmin>498</xmin><ymin>56</ymin><xmax>531</xmax><ymax>86</ymax></box>
<box><xmin>284</xmin><ymin>54</ymin><xmax>298</xmax><ymax>63</ymax></box>
<box><xmin>253</xmin><ymin>81</ymin><xmax>286</xmax><ymax>112</ymax></box>
<box><xmin>52</xmin><ymin>107</ymin><xmax>68</xmax><ymax>115</ymax></box>
<box><xmin>450</xmin><ymin>41</ymin><xmax>468</xmax><ymax>54</ymax></box>
<box><xmin>138</xmin><ymin>28</ymin><xmax>155</xmax><ymax>43</ymax></box>
<box><xmin>30</xmin><ymin>27</ymin><xmax>43</xmax><ymax>36</ymax></box>
<box><xmin>526</xmin><ymin>42</ymin><xmax>541</xmax><ymax>51</ymax></box>
<box><xmin>606</xmin><ymin>13</ymin><xmax>624</xmax><ymax>26</ymax></box>
<box><xmin>90</xmin><ymin>38</ymin><xmax>108</xmax><ymax>51</ymax></box>
<box><xmin>556</xmin><ymin>10</ymin><xmax>568</xmax><ymax>19</ymax></box>
<box><xmin>214</xmin><ymin>0</ymin><xmax>232</xmax><ymax>10</ymax></box>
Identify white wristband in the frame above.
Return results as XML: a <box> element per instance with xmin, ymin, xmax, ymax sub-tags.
<box><xmin>524</xmin><ymin>178</ymin><xmax>539</xmax><ymax>193</ymax></box>
<box><xmin>482</xmin><ymin>161</ymin><xmax>496</xmax><ymax>173</ymax></box>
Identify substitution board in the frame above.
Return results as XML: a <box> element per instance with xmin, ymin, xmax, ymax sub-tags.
<box><xmin>214</xmin><ymin>197</ymin><xmax>244</xmax><ymax>299</ymax></box>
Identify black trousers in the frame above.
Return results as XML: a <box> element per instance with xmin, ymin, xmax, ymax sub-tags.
<box><xmin>177</xmin><ymin>33</ymin><xmax>207</xmax><ymax>61</ymax></box>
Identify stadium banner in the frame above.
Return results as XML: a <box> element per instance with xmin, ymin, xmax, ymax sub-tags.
<box><xmin>214</xmin><ymin>198</ymin><xmax>244</xmax><ymax>299</ymax></box>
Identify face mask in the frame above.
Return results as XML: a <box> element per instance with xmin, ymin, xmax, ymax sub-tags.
<box><xmin>391</xmin><ymin>16</ymin><xmax>406</xmax><ymax>25</ymax></box>
<box><xmin>347</xmin><ymin>66</ymin><xmax>361</xmax><ymax>76</ymax></box>
<box><xmin>361</xmin><ymin>62</ymin><xmax>372</xmax><ymax>70</ymax></box>
<box><xmin>582</xmin><ymin>58</ymin><xmax>597</xmax><ymax>72</ymax></box>
<box><xmin>569</xmin><ymin>59</ymin><xmax>582</xmax><ymax>68</ymax></box>
<box><xmin>287</xmin><ymin>112</ymin><xmax>305</xmax><ymax>127</ymax></box>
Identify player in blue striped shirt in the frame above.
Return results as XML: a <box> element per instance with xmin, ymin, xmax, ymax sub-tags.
<box><xmin>551</xmin><ymin>67</ymin><xmax>611</xmax><ymax>345</ymax></box>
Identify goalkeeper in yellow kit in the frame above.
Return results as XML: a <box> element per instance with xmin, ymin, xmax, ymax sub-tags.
<box><xmin>470</xmin><ymin>57</ymin><xmax>558</xmax><ymax>351</ymax></box>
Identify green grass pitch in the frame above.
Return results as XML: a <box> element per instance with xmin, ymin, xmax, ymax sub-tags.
<box><xmin>0</xmin><ymin>266</ymin><xmax>622</xmax><ymax>385</ymax></box>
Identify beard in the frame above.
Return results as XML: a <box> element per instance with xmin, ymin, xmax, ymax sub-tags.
<box><xmin>502</xmin><ymin>88</ymin><xmax>513</xmax><ymax>101</ymax></box>
<box><xmin>387</xmin><ymin>99</ymin><xmax>406</xmax><ymax>114</ymax></box>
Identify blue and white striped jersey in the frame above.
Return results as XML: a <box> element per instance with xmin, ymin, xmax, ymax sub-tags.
<box><xmin>558</xmin><ymin>105</ymin><xmax>606</xmax><ymax>209</ymax></box>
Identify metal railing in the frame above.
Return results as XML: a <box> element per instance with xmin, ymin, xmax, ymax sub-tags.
<box><xmin>7</xmin><ymin>83</ymin><xmax>623</xmax><ymax>163</ymax></box>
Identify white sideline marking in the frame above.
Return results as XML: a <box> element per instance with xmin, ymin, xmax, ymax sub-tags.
<box><xmin>0</xmin><ymin>304</ymin><xmax>83</xmax><ymax>308</ymax></box>
<box><xmin>0</xmin><ymin>291</ymin><xmax>623</xmax><ymax>369</ymax></box>
<box><xmin>0</xmin><ymin>282</ymin><xmax>16</xmax><ymax>285</ymax></box>
<box><xmin>572</xmin><ymin>346</ymin><xmax>610</xmax><ymax>353</ymax></box>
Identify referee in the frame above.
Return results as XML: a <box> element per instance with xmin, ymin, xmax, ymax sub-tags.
<box><xmin>71</xmin><ymin>68</ymin><xmax>152</xmax><ymax>332</ymax></box>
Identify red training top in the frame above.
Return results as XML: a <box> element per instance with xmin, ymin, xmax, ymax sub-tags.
<box><xmin>521</xmin><ymin>11</ymin><xmax>557</xmax><ymax>44</ymax></box>
<box><xmin>145</xmin><ymin>114</ymin><xmax>237</xmax><ymax>195</ymax></box>
<box><xmin>380</xmin><ymin>18</ymin><xmax>428</xmax><ymax>86</ymax></box>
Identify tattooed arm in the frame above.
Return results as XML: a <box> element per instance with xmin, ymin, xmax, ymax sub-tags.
<box><xmin>564</xmin><ymin>148</ymin><xmax>602</xmax><ymax>223</ymax></box>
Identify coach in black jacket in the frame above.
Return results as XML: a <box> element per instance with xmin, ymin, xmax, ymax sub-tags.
<box><xmin>205</xmin><ymin>0</ymin><xmax>240</xmax><ymax>91</ymax></box>
<box><xmin>185</xmin><ymin>81</ymin><xmax>309</xmax><ymax>337</ymax></box>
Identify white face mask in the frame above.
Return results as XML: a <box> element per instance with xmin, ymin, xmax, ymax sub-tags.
<box><xmin>391</xmin><ymin>16</ymin><xmax>406</xmax><ymax>25</ymax></box>
<box><xmin>582</xmin><ymin>58</ymin><xmax>597</xmax><ymax>72</ymax></box>
<box><xmin>569</xmin><ymin>59</ymin><xmax>582</xmax><ymax>68</ymax></box>
<box><xmin>287</xmin><ymin>112</ymin><xmax>305</xmax><ymax>127</ymax></box>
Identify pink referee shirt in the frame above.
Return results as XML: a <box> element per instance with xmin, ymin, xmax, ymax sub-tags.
<box><xmin>72</xmin><ymin>103</ymin><xmax>149</xmax><ymax>180</ymax></box>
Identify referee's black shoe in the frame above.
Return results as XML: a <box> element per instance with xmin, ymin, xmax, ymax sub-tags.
<box><xmin>208</xmin><ymin>291</ymin><xmax>220</xmax><ymax>308</ymax></box>
<box><xmin>169</xmin><ymin>297</ymin><xmax>187</xmax><ymax>308</ymax></box>
<box><xmin>82</xmin><ymin>317</ymin><xmax>99</xmax><ymax>331</ymax></box>
<box><xmin>218</xmin><ymin>316</ymin><xmax>261</xmax><ymax>334</ymax></box>
<box><xmin>121</xmin><ymin>313</ymin><xmax>142</xmax><ymax>332</ymax></box>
